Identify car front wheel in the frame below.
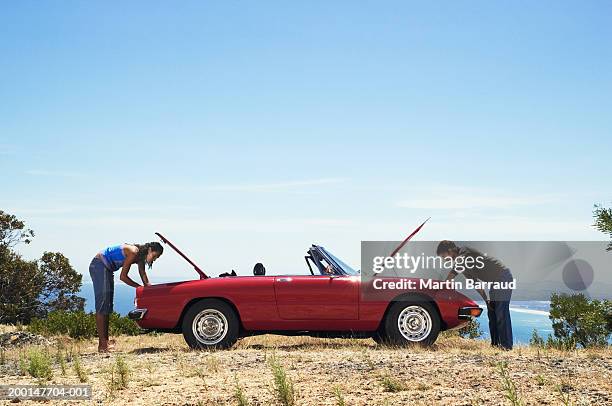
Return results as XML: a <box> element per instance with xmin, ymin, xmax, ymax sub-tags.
<box><xmin>182</xmin><ymin>299</ymin><xmax>239</xmax><ymax>350</ymax></box>
<box><xmin>382</xmin><ymin>301</ymin><xmax>440</xmax><ymax>347</ymax></box>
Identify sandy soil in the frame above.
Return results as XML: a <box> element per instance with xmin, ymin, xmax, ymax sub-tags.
<box><xmin>0</xmin><ymin>329</ymin><xmax>610</xmax><ymax>405</ymax></box>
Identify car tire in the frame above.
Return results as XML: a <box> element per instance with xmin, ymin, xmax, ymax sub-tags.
<box><xmin>383</xmin><ymin>301</ymin><xmax>440</xmax><ymax>347</ymax></box>
<box><xmin>182</xmin><ymin>299</ymin><xmax>240</xmax><ymax>350</ymax></box>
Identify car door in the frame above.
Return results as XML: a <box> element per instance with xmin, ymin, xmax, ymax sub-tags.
<box><xmin>274</xmin><ymin>275</ymin><xmax>359</xmax><ymax>320</ymax></box>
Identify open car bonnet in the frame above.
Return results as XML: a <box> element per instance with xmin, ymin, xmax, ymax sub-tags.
<box><xmin>155</xmin><ymin>232</ymin><xmax>209</xmax><ymax>279</ymax></box>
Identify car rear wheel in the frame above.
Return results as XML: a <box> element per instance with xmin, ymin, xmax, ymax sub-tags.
<box><xmin>182</xmin><ymin>299</ymin><xmax>239</xmax><ymax>350</ymax></box>
<box><xmin>382</xmin><ymin>301</ymin><xmax>440</xmax><ymax>347</ymax></box>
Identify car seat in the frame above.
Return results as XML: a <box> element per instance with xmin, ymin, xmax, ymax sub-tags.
<box><xmin>253</xmin><ymin>263</ymin><xmax>266</xmax><ymax>276</ymax></box>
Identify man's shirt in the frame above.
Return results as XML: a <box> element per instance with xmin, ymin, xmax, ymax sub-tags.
<box><xmin>457</xmin><ymin>246</ymin><xmax>508</xmax><ymax>282</ymax></box>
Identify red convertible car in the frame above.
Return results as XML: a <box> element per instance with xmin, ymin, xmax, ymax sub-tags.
<box><xmin>129</xmin><ymin>235</ymin><xmax>482</xmax><ymax>349</ymax></box>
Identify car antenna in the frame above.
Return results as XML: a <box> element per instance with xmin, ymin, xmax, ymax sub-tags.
<box><xmin>155</xmin><ymin>232</ymin><xmax>209</xmax><ymax>280</ymax></box>
<box><xmin>388</xmin><ymin>217</ymin><xmax>431</xmax><ymax>257</ymax></box>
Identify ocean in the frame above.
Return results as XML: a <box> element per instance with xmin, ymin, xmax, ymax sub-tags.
<box><xmin>477</xmin><ymin>302</ymin><xmax>553</xmax><ymax>344</ymax></box>
<box><xmin>80</xmin><ymin>283</ymin><xmax>554</xmax><ymax>344</ymax></box>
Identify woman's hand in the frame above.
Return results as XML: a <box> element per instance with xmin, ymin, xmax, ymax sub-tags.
<box><xmin>138</xmin><ymin>260</ymin><xmax>151</xmax><ymax>286</ymax></box>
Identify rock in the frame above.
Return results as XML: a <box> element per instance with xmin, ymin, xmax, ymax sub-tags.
<box><xmin>0</xmin><ymin>331</ymin><xmax>53</xmax><ymax>348</ymax></box>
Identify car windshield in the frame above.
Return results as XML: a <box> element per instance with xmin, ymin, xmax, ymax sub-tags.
<box><xmin>323</xmin><ymin>248</ymin><xmax>359</xmax><ymax>276</ymax></box>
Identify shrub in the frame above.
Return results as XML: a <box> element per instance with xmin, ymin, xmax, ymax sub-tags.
<box><xmin>73</xmin><ymin>353</ymin><xmax>88</xmax><ymax>383</ymax></box>
<box><xmin>18</xmin><ymin>351</ymin><xmax>27</xmax><ymax>375</ymax></box>
<box><xmin>549</xmin><ymin>293</ymin><xmax>611</xmax><ymax>348</ymax></box>
<box><xmin>333</xmin><ymin>386</ymin><xmax>346</xmax><ymax>406</ymax></box>
<box><xmin>0</xmin><ymin>210</ymin><xmax>85</xmax><ymax>325</ymax></box>
<box><xmin>55</xmin><ymin>345</ymin><xmax>67</xmax><ymax>376</ymax></box>
<box><xmin>593</xmin><ymin>204</ymin><xmax>612</xmax><ymax>251</ymax></box>
<box><xmin>234</xmin><ymin>375</ymin><xmax>249</xmax><ymax>406</ymax></box>
<box><xmin>109</xmin><ymin>313</ymin><xmax>142</xmax><ymax>336</ymax></box>
<box><xmin>529</xmin><ymin>329</ymin><xmax>545</xmax><ymax>348</ymax></box>
<box><xmin>109</xmin><ymin>356</ymin><xmax>131</xmax><ymax>390</ymax></box>
<box><xmin>28</xmin><ymin>311</ymin><xmax>142</xmax><ymax>339</ymax></box>
<box><xmin>104</xmin><ymin>357</ymin><xmax>131</xmax><ymax>399</ymax></box>
<box><xmin>545</xmin><ymin>335</ymin><xmax>576</xmax><ymax>351</ymax></box>
<box><xmin>268</xmin><ymin>354</ymin><xmax>296</xmax><ymax>406</ymax></box>
<box><xmin>497</xmin><ymin>361</ymin><xmax>523</xmax><ymax>406</ymax></box>
<box><xmin>27</xmin><ymin>348</ymin><xmax>53</xmax><ymax>381</ymax></box>
<box><xmin>29</xmin><ymin>311</ymin><xmax>96</xmax><ymax>339</ymax></box>
<box><xmin>380</xmin><ymin>375</ymin><xmax>408</xmax><ymax>392</ymax></box>
<box><xmin>530</xmin><ymin>327</ymin><xmax>589</xmax><ymax>351</ymax></box>
<box><xmin>458</xmin><ymin>318</ymin><xmax>483</xmax><ymax>339</ymax></box>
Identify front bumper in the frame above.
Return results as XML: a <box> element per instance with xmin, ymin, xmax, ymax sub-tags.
<box><xmin>458</xmin><ymin>306</ymin><xmax>483</xmax><ymax>319</ymax></box>
<box><xmin>128</xmin><ymin>308</ymin><xmax>148</xmax><ymax>320</ymax></box>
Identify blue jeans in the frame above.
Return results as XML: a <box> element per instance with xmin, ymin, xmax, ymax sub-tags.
<box><xmin>89</xmin><ymin>256</ymin><xmax>114</xmax><ymax>315</ymax></box>
<box><xmin>488</xmin><ymin>269</ymin><xmax>513</xmax><ymax>350</ymax></box>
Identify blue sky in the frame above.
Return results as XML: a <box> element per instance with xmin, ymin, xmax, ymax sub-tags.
<box><xmin>1</xmin><ymin>1</ymin><xmax>610</xmax><ymax>281</ymax></box>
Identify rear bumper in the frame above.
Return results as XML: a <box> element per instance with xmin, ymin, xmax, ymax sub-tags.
<box><xmin>458</xmin><ymin>306</ymin><xmax>483</xmax><ymax>319</ymax></box>
<box><xmin>128</xmin><ymin>308</ymin><xmax>148</xmax><ymax>320</ymax></box>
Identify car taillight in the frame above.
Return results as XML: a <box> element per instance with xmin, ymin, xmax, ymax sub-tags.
<box><xmin>459</xmin><ymin>306</ymin><xmax>483</xmax><ymax>318</ymax></box>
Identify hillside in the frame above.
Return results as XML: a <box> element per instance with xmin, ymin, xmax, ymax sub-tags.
<box><xmin>0</xmin><ymin>326</ymin><xmax>610</xmax><ymax>405</ymax></box>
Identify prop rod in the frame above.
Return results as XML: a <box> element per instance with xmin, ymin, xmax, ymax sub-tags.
<box><xmin>155</xmin><ymin>232</ymin><xmax>209</xmax><ymax>280</ymax></box>
<box><xmin>388</xmin><ymin>217</ymin><xmax>431</xmax><ymax>257</ymax></box>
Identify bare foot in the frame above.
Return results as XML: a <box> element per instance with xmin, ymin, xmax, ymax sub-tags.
<box><xmin>98</xmin><ymin>339</ymin><xmax>116</xmax><ymax>353</ymax></box>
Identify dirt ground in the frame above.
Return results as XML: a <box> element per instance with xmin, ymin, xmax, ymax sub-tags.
<box><xmin>0</xmin><ymin>327</ymin><xmax>610</xmax><ymax>405</ymax></box>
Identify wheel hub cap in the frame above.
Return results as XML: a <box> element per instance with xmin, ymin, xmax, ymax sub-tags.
<box><xmin>397</xmin><ymin>305</ymin><xmax>432</xmax><ymax>342</ymax></box>
<box><xmin>192</xmin><ymin>309</ymin><xmax>228</xmax><ymax>345</ymax></box>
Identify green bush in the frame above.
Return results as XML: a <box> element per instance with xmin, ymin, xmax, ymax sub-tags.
<box><xmin>545</xmin><ymin>335</ymin><xmax>576</xmax><ymax>351</ymax></box>
<box><xmin>529</xmin><ymin>329</ymin><xmax>545</xmax><ymax>348</ymax></box>
<box><xmin>458</xmin><ymin>318</ymin><xmax>483</xmax><ymax>339</ymax></box>
<box><xmin>0</xmin><ymin>210</ymin><xmax>85</xmax><ymax>325</ymax></box>
<box><xmin>380</xmin><ymin>375</ymin><xmax>408</xmax><ymax>393</ymax></box>
<box><xmin>109</xmin><ymin>312</ymin><xmax>142</xmax><ymax>336</ymax></box>
<box><xmin>269</xmin><ymin>354</ymin><xmax>297</xmax><ymax>406</ymax></box>
<box><xmin>549</xmin><ymin>293</ymin><xmax>611</xmax><ymax>348</ymax></box>
<box><xmin>73</xmin><ymin>353</ymin><xmax>88</xmax><ymax>383</ymax></box>
<box><xmin>28</xmin><ymin>311</ymin><xmax>142</xmax><ymax>339</ymax></box>
<box><xmin>27</xmin><ymin>348</ymin><xmax>53</xmax><ymax>381</ymax></box>
<box><xmin>29</xmin><ymin>311</ymin><xmax>95</xmax><ymax>338</ymax></box>
<box><xmin>529</xmin><ymin>328</ymin><xmax>579</xmax><ymax>351</ymax></box>
<box><xmin>108</xmin><ymin>355</ymin><xmax>131</xmax><ymax>390</ymax></box>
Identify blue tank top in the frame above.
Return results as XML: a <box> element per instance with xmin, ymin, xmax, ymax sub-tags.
<box><xmin>101</xmin><ymin>245</ymin><xmax>126</xmax><ymax>272</ymax></box>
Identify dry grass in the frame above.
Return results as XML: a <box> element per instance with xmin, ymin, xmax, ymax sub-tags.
<box><xmin>0</xmin><ymin>329</ymin><xmax>610</xmax><ymax>405</ymax></box>
<box><xmin>0</xmin><ymin>324</ymin><xmax>18</xmax><ymax>334</ymax></box>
